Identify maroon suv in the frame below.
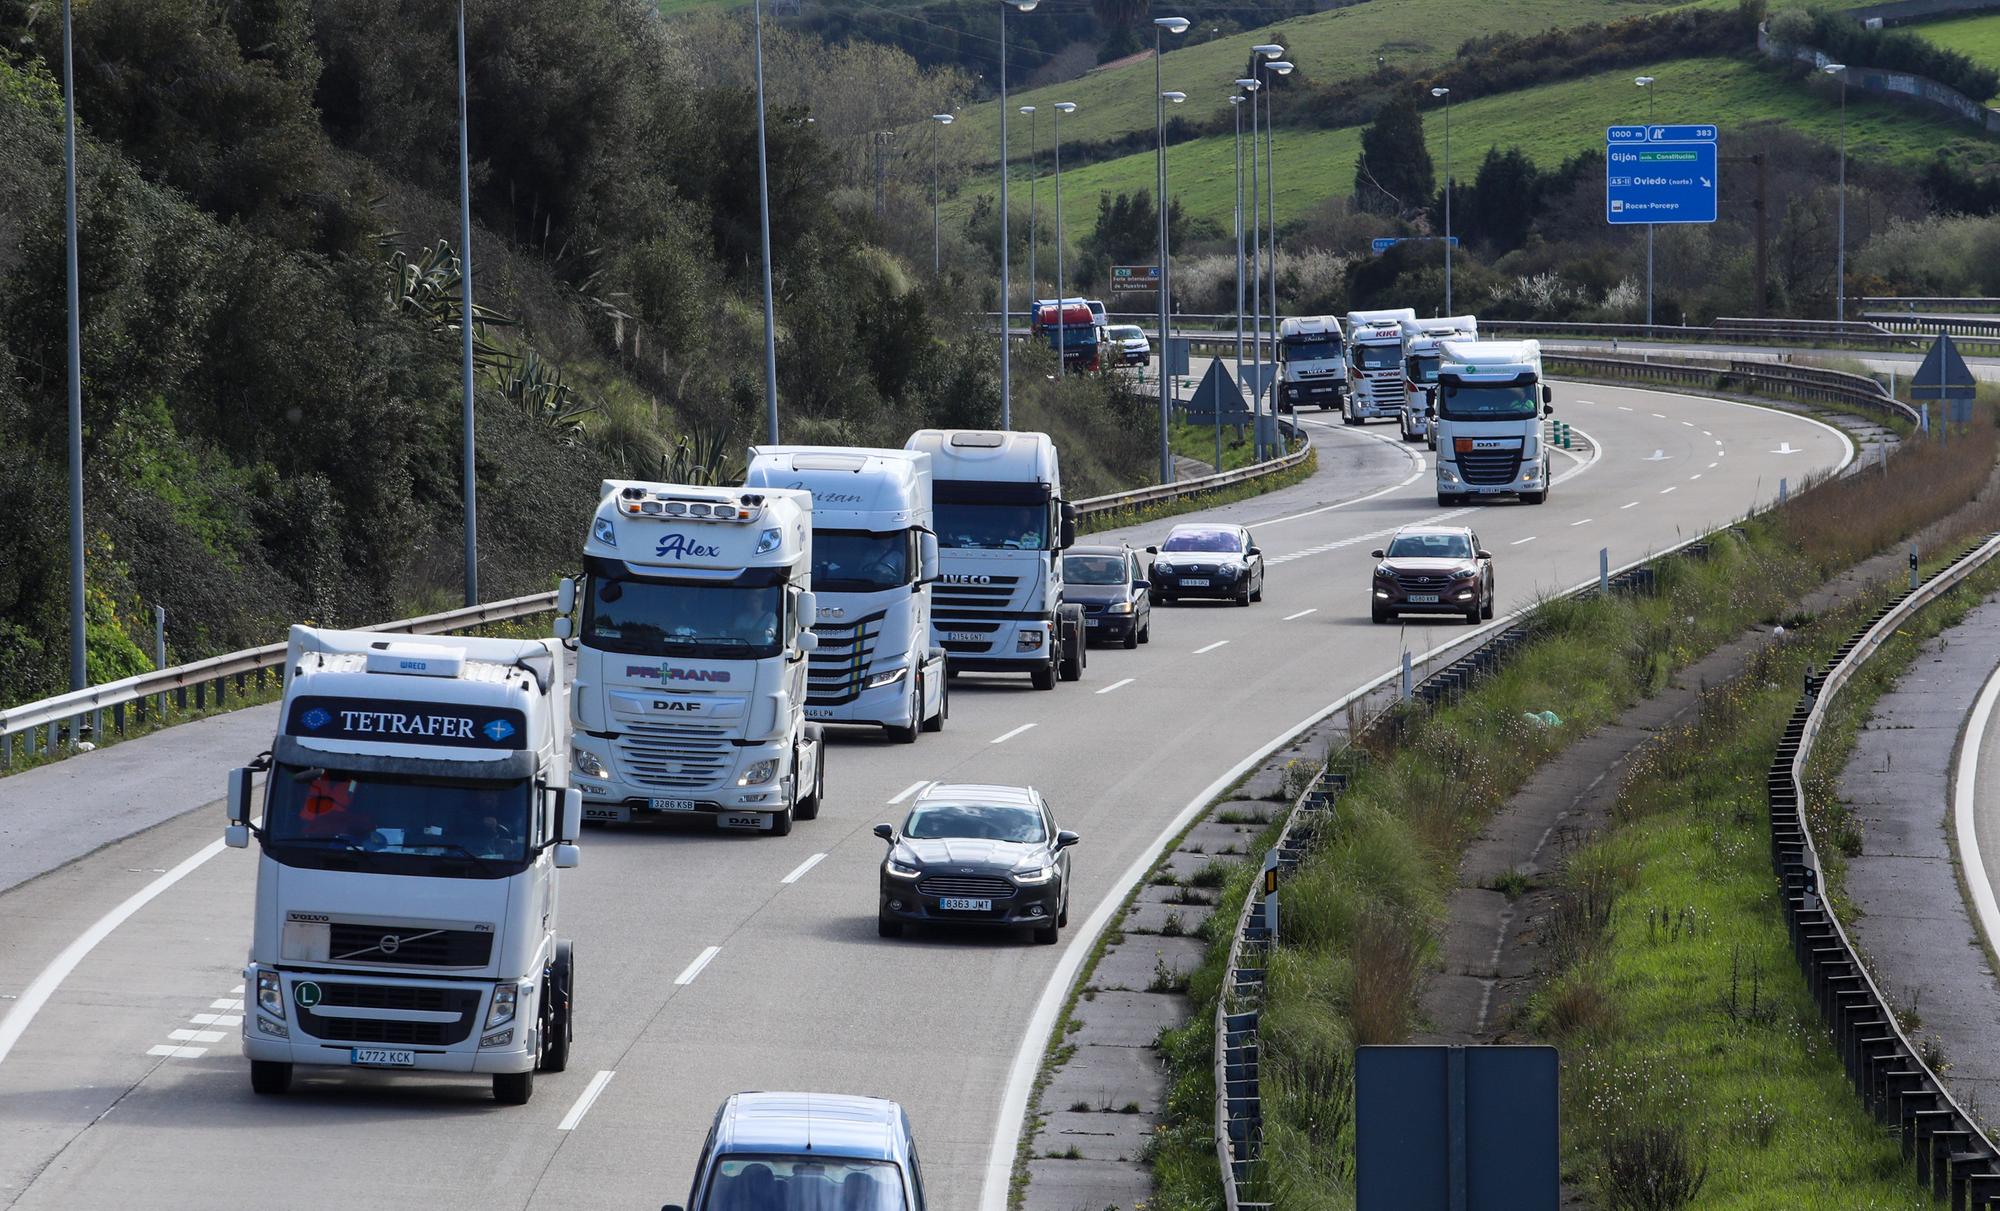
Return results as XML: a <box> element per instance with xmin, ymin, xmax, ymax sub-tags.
<box><xmin>1370</xmin><ymin>525</ymin><xmax>1494</xmax><ymax>624</ymax></box>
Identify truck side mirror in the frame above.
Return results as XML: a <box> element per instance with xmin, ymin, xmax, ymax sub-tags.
<box><xmin>1542</xmin><ymin>403</ymin><xmax>1554</xmax><ymax>416</ymax></box>
<box><xmin>873</xmin><ymin>822</ymin><xmax>896</xmax><ymax>843</ymax></box>
<box><xmin>796</xmin><ymin>630</ymin><xmax>819</xmax><ymax>654</ymax></box>
<box><xmin>557</xmin><ymin>576</ymin><xmax>576</xmax><ymax>615</ymax></box>
<box><xmin>919</xmin><ymin>532</ymin><xmax>940</xmax><ymax>583</ymax></box>
<box><xmin>225</xmin><ymin>766</ymin><xmax>254</xmax><ymax>847</ymax></box>
<box><xmin>554</xmin><ymin>843</ymin><xmax>580</xmax><ymax>869</ymax></box>
<box><xmin>1542</xmin><ymin>386</ymin><xmax>1554</xmax><ymax>405</ymax></box>
<box><xmin>796</xmin><ymin>590</ymin><xmax>818</xmax><ymax>629</ymax></box>
<box><xmin>1059</xmin><ymin>502</ymin><xmax>1078</xmax><ymax>550</ymax></box>
<box><xmin>560</xmin><ymin>787</ymin><xmax>583</xmax><ymax>843</ymax></box>
<box><xmin>553</xmin><ymin>616</ymin><xmax>573</xmax><ymax>641</ymax></box>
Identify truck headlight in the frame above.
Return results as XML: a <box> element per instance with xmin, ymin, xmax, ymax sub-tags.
<box><xmin>256</xmin><ymin>970</ymin><xmax>285</xmax><ymax>1021</ymax></box>
<box><xmin>1016</xmin><ymin>630</ymin><xmax>1044</xmax><ymax>651</ymax></box>
<box><xmin>487</xmin><ymin>984</ymin><xmax>518</xmax><ymax>1030</ymax></box>
<box><xmin>572</xmin><ymin>747</ymin><xmax>609</xmax><ymax>779</ymax></box>
<box><xmin>591</xmin><ymin>516</ymin><xmax>617</xmax><ymax>548</ymax></box>
<box><xmin>866</xmin><ymin>667</ymin><xmax>908</xmax><ymax>689</ymax></box>
<box><xmin>738</xmin><ymin>758</ymin><xmax>780</xmax><ymax>787</ymax></box>
<box><xmin>754</xmin><ymin>527</ymin><xmax>782</xmax><ymax>555</ymax></box>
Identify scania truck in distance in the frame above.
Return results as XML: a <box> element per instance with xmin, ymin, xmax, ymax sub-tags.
<box><xmin>906</xmin><ymin>429</ymin><xmax>1085</xmax><ymax>691</ymax></box>
<box><xmin>1434</xmin><ymin>338</ymin><xmax>1556</xmax><ymax>506</ymax></box>
<box><xmin>1276</xmin><ymin>315</ymin><xmax>1347</xmax><ymax>412</ymax></box>
<box><xmin>745</xmin><ymin>446</ymin><xmax>947</xmax><ymax>743</ymax></box>
<box><xmin>1401</xmin><ymin>315</ymin><xmax>1480</xmax><ymax>446</ymax></box>
<box><xmin>562</xmin><ymin>481</ymin><xmax>826</xmax><ymax>834</ymax></box>
<box><xmin>1343</xmin><ymin>307</ymin><xmax>1418</xmax><ymax>425</ymax></box>
<box><xmin>226</xmin><ymin>626</ymin><xmax>580</xmax><ymax>1105</ymax></box>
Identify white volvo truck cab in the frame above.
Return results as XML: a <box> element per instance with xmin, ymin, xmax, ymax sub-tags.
<box><xmin>226</xmin><ymin>626</ymin><xmax>580</xmax><ymax>1105</ymax></box>
<box><xmin>562</xmin><ymin>481</ymin><xmax>825</xmax><ymax>834</ymax></box>
<box><xmin>1434</xmin><ymin>338</ymin><xmax>1556</xmax><ymax>506</ymax></box>
<box><xmin>1343</xmin><ymin>307</ymin><xmax>1418</xmax><ymax>425</ymax></box>
<box><xmin>905</xmin><ymin>429</ymin><xmax>1085</xmax><ymax>692</ymax></box>
<box><xmin>1276</xmin><ymin>315</ymin><xmax>1347</xmax><ymax>412</ymax></box>
<box><xmin>745</xmin><ymin>446</ymin><xmax>947</xmax><ymax>744</ymax></box>
<box><xmin>1400</xmin><ymin>315</ymin><xmax>1480</xmax><ymax>446</ymax></box>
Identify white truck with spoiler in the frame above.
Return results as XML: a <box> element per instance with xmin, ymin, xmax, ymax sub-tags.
<box><xmin>1433</xmin><ymin>338</ymin><xmax>1556</xmax><ymax>506</ymax></box>
<box><xmin>225</xmin><ymin>626</ymin><xmax>580</xmax><ymax>1105</ymax></box>
<box><xmin>1400</xmin><ymin>315</ymin><xmax>1480</xmax><ymax>445</ymax></box>
<box><xmin>1276</xmin><ymin>315</ymin><xmax>1347</xmax><ymax>412</ymax></box>
<box><xmin>1343</xmin><ymin>307</ymin><xmax>1418</xmax><ymax>424</ymax></box>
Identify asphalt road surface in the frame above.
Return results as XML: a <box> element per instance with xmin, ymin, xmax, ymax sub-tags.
<box><xmin>0</xmin><ymin>382</ymin><xmax>1849</xmax><ymax>1211</ymax></box>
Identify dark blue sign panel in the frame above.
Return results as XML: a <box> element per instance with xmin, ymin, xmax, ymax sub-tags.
<box><xmin>286</xmin><ymin>696</ymin><xmax>528</xmax><ymax>749</ymax></box>
<box><xmin>1372</xmin><ymin>236</ymin><xmax>1461</xmax><ymax>254</ymax></box>
<box><xmin>1606</xmin><ymin>124</ymin><xmax>1717</xmax><ymax>225</ymax></box>
<box><xmin>1356</xmin><ymin>1044</ymin><xmax>1559</xmax><ymax>1211</ymax></box>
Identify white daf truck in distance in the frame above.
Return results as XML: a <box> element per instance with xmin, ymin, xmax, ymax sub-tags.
<box><xmin>1400</xmin><ymin>315</ymin><xmax>1480</xmax><ymax>445</ymax></box>
<box><xmin>225</xmin><ymin>626</ymin><xmax>580</xmax><ymax>1105</ymax></box>
<box><xmin>1343</xmin><ymin>307</ymin><xmax>1418</xmax><ymax>425</ymax></box>
<box><xmin>906</xmin><ymin>429</ymin><xmax>1085</xmax><ymax>691</ymax></box>
<box><xmin>561</xmin><ymin>481</ymin><xmax>826</xmax><ymax>834</ymax></box>
<box><xmin>1275</xmin><ymin>315</ymin><xmax>1347</xmax><ymax>412</ymax></box>
<box><xmin>1433</xmin><ymin>338</ymin><xmax>1556</xmax><ymax>506</ymax></box>
<box><xmin>744</xmin><ymin>446</ymin><xmax>947</xmax><ymax>743</ymax></box>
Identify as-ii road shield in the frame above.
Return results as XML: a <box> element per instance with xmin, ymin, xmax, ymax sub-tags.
<box><xmin>1606</xmin><ymin>124</ymin><xmax>1717</xmax><ymax>225</ymax></box>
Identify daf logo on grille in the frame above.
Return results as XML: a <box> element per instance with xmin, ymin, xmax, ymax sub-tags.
<box><xmin>379</xmin><ymin>934</ymin><xmax>402</xmax><ymax>955</ymax></box>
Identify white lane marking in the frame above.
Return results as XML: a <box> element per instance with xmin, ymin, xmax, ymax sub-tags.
<box><xmin>0</xmin><ymin>838</ymin><xmax>226</xmax><ymax>1067</ymax></box>
<box><xmin>1953</xmin><ymin>659</ymin><xmax>2000</xmax><ymax>966</ymax></box>
<box><xmin>1282</xmin><ymin>608</ymin><xmax>1318</xmax><ymax>620</ymax></box>
<box><xmin>1254</xmin><ymin>424</ymin><xmax>1429</xmax><ymax>527</ymax></box>
<box><xmin>169</xmin><ymin>1028</ymin><xmax>225</xmax><ymax>1043</ymax></box>
<box><xmin>190</xmin><ymin>1013</ymin><xmax>240</xmax><ymax>1027</ymax></box>
<box><xmin>1644</xmin><ymin>449</ymin><xmax>1669</xmax><ymax>461</ymax></box>
<box><xmin>1717</xmin><ymin>449</ymin><xmax>1725</xmax><ymax>457</ymax></box>
<box><xmin>1095</xmin><ymin>677</ymin><xmax>1135</xmax><ymax>695</ymax></box>
<box><xmin>991</xmin><ymin>723</ymin><xmax>1038</xmax><ymax>744</ymax></box>
<box><xmin>886</xmin><ymin>780</ymin><xmax>929</xmax><ymax>805</ymax></box>
<box><xmin>780</xmin><ymin>853</ymin><xmax>827</xmax><ymax>885</ymax></box>
<box><xmin>1660</xmin><ymin>485</ymin><xmax>1678</xmax><ymax>495</ymax></box>
<box><xmin>1702</xmin><ymin>429</ymin><xmax>1713</xmax><ymax>436</ymax></box>
<box><xmin>1772</xmin><ymin>441</ymin><xmax>1800</xmax><ymax>455</ymax></box>
<box><xmin>146</xmin><ymin>1045</ymin><xmax>208</xmax><ymax>1059</ymax></box>
<box><xmin>210</xmin><ymin>998</ymin><xmax>243</xmax><ymax>1011</ymax></box>
<box><xmin>1570</xmin><ymin>518</ymin><xmax>1593</xmax><ymax>527</ymax></box>
<box><xmin>1681</xmin><ymin>420</ymin><xmax>1696</xmax><ymax>427</ymax></box>
<box><xmin>1690</xmin><ymin>474</ymin><xmax>1703</xmax><ymax>481</ymax></box>
<box><xmin>1194</xmin><ymin>640</ymin><xmax>1230</xmax><ymax>654</ymax></box>
<box><xmin>1708</xmin><ymin>462</ymin><xmax>1719</xmax><ymax>469</ymax></box>
<box><xmin>1509</xmin><ymin>536</ymin><xmax>1537</xmax><ymax>546</ymax></box>
<box><xmin>558</xmin><ymin>1070</ymin><xmax>617</xmax><ymax>1131</ymax></box>
<box><xmin>1652</xmin><ymin>412</ymin><xmax>1667</xmax><ymax>418</ymax></box>
<box><xmin>674</xmin><ymin>946</ymin><xmax>721</xmax><ymax>986</ymax></box>
<box><xmin>1618</xmin><ymin>405</ymin><xmax>1634</xmax><ymax>411</ymax></box>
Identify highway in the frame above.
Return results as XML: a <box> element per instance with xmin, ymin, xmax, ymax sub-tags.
<box><xmin>0</xmin><ymin>383</ymin><xmax>1849</xmax><ymax>1210</ymax></box>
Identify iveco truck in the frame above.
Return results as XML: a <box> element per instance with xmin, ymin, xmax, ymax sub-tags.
<box><xmin>1434</xmin><ymin>338</ymin><xmax>1556</xmax><ymax>506</ymax></box>
<box><xmin>745</xmin><ymin>446</ymin><xmax>947</xmax><ymax>743</ymax></box>
<box><xmin>562</xmin><ymin>481</ymin><xmax>826</xmax><ymax>834</ymax></box>
<box><xmin>1276</xmin><ymin>315</ymin><xmax>1347</xmax><ymax>412</ymax></box>
<box><xmin>905</xmin><ymin>429</ymin><xmax>1085</xmax><ymax>691</ymax></box>
<box><xmin>1343</xmin><ymin>307</ymin><xmax>1417</xmax><ymax>425</ymax></box>
<box><xmin>1401</xmin><ymin>315</ymin><xmax>1480</xmax><ymax>446</ymax></box>
<box><xmin>227</xmin><ymin>626</ymin><xmax>580</xmax><ymax>1105</ymax></box>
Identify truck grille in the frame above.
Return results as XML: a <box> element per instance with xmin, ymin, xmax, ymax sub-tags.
<box><xmin>328</xmin><ymin>923</ymin><xmax>493</xmax><ymax>968</ymax></box>
<box><xmin>294</xmin><ymin>983</ymin><xmax>480</xmax><ymax>1046</ymax></box>
<box><xmin>918</xmin><ymin>875</ymin><xmax>1018</xmax><ymax>900</ymax></box>
<box><xmin>1458</xmin><ymin>448</ymin><xmax>1523</xmax><ymax>486</ymax></box>
<box><xmin>615</xmin><ymin>722</ymin><xmax>732</xmax><ymax>790</ymax></box>
<box><xmin>1360</xmin><ymin>368</ymin><xmax>1406</xmax><ymax>407</ymax></box>
<box><xmin>808</xmin><ymin>610</ymin><xmax>886</xmax><ymax>706</ymax></box>
<box><xmin>934</xmin><ymin>575</ymin><xmax>1021</xmax><ymax>617</ymax></box>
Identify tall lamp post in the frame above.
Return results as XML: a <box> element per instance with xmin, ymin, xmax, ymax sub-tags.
<box><xmin>1264</xmin><ymin>59</ymin><xmax>1292</xmax><ymax>453</ymax></box>
<box><xmin>1237</xmin><ymin>76</ymin><xmax>1262</xmax><ymax>460</ymax></box>
<box><xmin>1053</xmin><ymin>101</ymin><xmax>1076</xmax><ymax>376</ymax></box>
<box><xmin>930</xmin><ymin>113</ymin><xmax>954</xmax><ymax>274</ymax></box>
<box><xmin>1230</xmin><ymin>92</ymin><xmax>1247</xmax><ymax>475</ymax></box>
<box><xmin>753</xmin><ymin>0</ymin><xmax>781</xmax><ymax>445</ymax></box>
<box><xmin>1825</xmin><ymin>63</ymin><xmax>1848</xmax><ymax>324</ymax></box>
<box><xmin>1248</xmin><ymin>44</ymin><xmax>1283</xmax><ymax>458</ymax></box>
<box><xmin>1635</xmin><ymin>75</ymin><xmax>1656</xmax><ymax>329</ymax></box>
<box><xmin>1152</xmin><ymin>16</ymin><xmax>1191</xmax><ymax>484</ymax></box>
<box><xmin>61</xmin><ymin>0</ymin><xmax>85</xmax><ymax>686</ymax></box>
<box><xmin>1432</xmin><ymin>85</ymin><xmax>1453</xmax><ymax>315</ymax></box>
<box><xmin>1022</xmin><ymin>105</ymin><xmax>1038</xmax><ymax>309</ymax></box>
<box><xmin>455</xmin><ymin>0</ymin><xmax>480</xmax><ymax>605</ymax></box>
<box><xmin>998</xmin><ymin>0</ymin><xmax>1039</xmax><ymax>430</ymax></box>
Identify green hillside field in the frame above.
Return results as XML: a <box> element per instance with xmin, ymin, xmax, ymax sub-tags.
<box><xmin>1911</xmin><ymin>11</ymin><xmax>2000</xmax><ymax>100</ymax></box>
<box><xmin>959</xmin><ymin>53</ymin><xmax>2000</xmax><ymax>242</ymax></box>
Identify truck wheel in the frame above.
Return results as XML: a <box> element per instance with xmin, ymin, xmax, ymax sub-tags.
<box><xmin>540</xmin><ymin>940</ymin><xmax>574</xmax><ymax>1074</ymax></box>
<box><xmin>1522</xmin><ymin>491</ymin><xmax>1546</xmax><ymax>505</ymax></box>
<box><xmin>885</xmin><ymin>679</ymin><xmax>920</xmax><ymax>744</ymax></box>
<box><xmin>1032</xmin><ymin>662</ymin><xmax>1057</xmax><ymax>691</ymax></box>
<box><xmin>769</xmin><ymin>802</ymin><xmax>794</xmax><ymax>837</ymax></box>
<box><xmin>921</xmin><ymin>674</ymin><xmax>946</xmax><ymax>732</ymax></box>
<box><xmin>1437</xmin><ymin>493</ymin><xmax>1459</xmax><ymax>507</ymax></box>
<box><xmin>250</xmin><ymin>1061</ymin><xmax>292</xmax><ymax>1096</ymax></box>
<box><xmin>1058</xmin><ymin>637</ymin><xmax>1083</xmax><ymax>682</ymax></box>
<box><xmin>493</xmin><ymin>1069</ymin><xmax>534</xmax><ymax>1105</ymax></box>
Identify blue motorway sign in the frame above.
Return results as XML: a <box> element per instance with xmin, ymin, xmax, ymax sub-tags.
<box><xmin>1605</xmin><ymin>124</ymin><xmax>1717</xmax><ymax>225</ymax></box>
<box><xmin>1371</xmin><ymin>236</ymin><xmax>1460</xmax><ymax>255</ymax></box>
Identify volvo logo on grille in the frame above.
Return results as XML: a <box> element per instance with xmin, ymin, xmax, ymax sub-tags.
<box><xmin>379</xmin><ymin>934</ymin><xmax>402</xmax><ymax>955</ymax></box>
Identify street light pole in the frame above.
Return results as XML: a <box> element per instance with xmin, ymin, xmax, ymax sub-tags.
<box><xmin>1635</xmin><ymin>75</ymin><xmax>1655</xmax><ymax>329</ymax></box>
<box><xmin>1440</xmin><ymin>86</ymin><xmax>1456</xmax><ymax>317</ymax></box>
<box><xmin>1231</xmin><ymin>92</ymin><xmax>1247</xmax><ymax>475</ymax></box>
<box><xmin>1022</xmin><ymin>105</ymin><xmax>1038</xmax><ymax>311</ymax></box>
<box><xmin>999</xmin><ymin>1</ymin><xmax>1039</xmax><ymax>430</ymax></box>
<box><xmin>455</xmin><ymin>0</ymin><xmax>480</xmax><ymax>606</ymax></box>
<box><xmin>62</xmin><ymin>0</ymin><xmax>85</xmax><ymax>688</ymax></box>
<box><xmin>1239</xmin><ymin>74</ymin><xmax>1262</xmax><ymax>461</ymax></box>
<box><xmin>1153</xmin><ymin>17</ymin><xmax>1190</xmax><ymax>485</ymax></box>
<box><xmin>1054</xmin><ymin>102</ymin><xmax>1075</xmax><ymax>379</ymax></box>
<box><xmin>753</xmin><ymin>0</ymin><xmax>781</xmax><ymax>444</ymax></box>
<box><xmin>930</xmin><ymin>113</ymin><xmax>954</xmax><ymax>275</ymax></box>
<box><xmin>1265</xmin><ymin>60</ymin><xmax>1292</xmax><ymax>454</ymax></box>
<box><xmin>1826</xmin><ymin>63</ymin><xmax>1848</xmax><ymax>324</ymax></box>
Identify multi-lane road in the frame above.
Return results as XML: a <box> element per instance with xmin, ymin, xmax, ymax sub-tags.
<box><xmin>0</xmin><ymin>383</ymin><xmax>1849</xmax><ymax>1210</ymax></box>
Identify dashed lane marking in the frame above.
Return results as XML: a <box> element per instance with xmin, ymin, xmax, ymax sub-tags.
<box><xmin>558</xmin><ymin>1070</ymin><xmax>617</xmax><ymax>1132</ymax></box>
<box><xmin>1660</xmin><ymin>485</ymin><xmax>1678</xmax><ymax>495</ymax></box>
<box><xmin>1283</xmin><ymin>608</ymin><xmax>1318</xmax><ymax>620</ymax></box>
<box><xmin>1095</xmin><ymin>678</ymin><xmax>1135</xmax><ymax>695</ymax></box>
<box><xmin>991</xmin><ymin>723</ymin><xmax>1037</xmax><ymax>744</ymax></box>
<box><xmin>1510</xmin><ymin>536</ymin><xmax>1537</xmax><ymax>546</ymax></box>
<box><xmin>1194</xmin><ymin>640</ymin><xmax>1230</xmax><ymax>655</ymax></box>
<box><xmin>781</xmin><ymin>853</ymin><xmax>827</xmax><ymax>885</ymax></box>
<box><xmin>1570</xmin><ymin>518</ymin><xmax>1593</xmax><ymax>527</ymax></box>
<box><xmin>674</xmin><ymin>946</ymin><xmax>721</xmax><ymax>986</ymax></box>
<box><xmin>886</xmin><ymin>781</ymin><xmax>929</xmax><ymax>805</ymax></box>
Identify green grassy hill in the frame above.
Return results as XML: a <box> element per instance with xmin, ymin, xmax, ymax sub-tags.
<box><xmin>1910</xmin><ymin>11</ymin><xmax>2000</xmax><ymax>100</ymax></box>
<box><xmin>964</xmin><ymin>52</ymin><xmax>2000</xmax><ymax>240</ymax></box>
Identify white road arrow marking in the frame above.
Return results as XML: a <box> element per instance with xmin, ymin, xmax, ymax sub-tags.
<box><xmin>1644</xmin><ymin>449</ymin><xmax>1670</xmax><ymax>461</ymax></box>
<box><xmin>1772</xmin><ymin>442</ymin><xmax>1800</xmax><ymax>455</ymax></box>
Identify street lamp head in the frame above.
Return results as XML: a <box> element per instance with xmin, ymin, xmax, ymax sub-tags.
<box><xmin>1054</xmin><ymin>101</ymin><xmax>1077</xmax><ymax>113</ymax></box>
<box><xmin>931</xmin><ymin>113</ymin><xmax>954</xmax><ymax>124</ymax></box>
<box><xmin>1019</xmin><ymin>105</ymin><xmax>1035</xmax><ymax>114</ymax></box>
<box><xmin>1430</xmin><ymin>86</ymin><xmax>1450</xmax><ymax>98</ymax></box>
<box><xmin>1229</xmin><ymin>94</ymin><xmax>1246</xmax><ymax>105</ymax></box>
<box><xmin>1155</xmin><ymin>16</ymin><xmax>1191</xmax><ymax>33</ymax></box>
<box><xmin>1267</xmin><ymin>61</ymin><xmax>1293</xmax><ymax>75</ymax></box>
<box><xmin>1634</xmin><ymin>75</ymin><xmax>1654</xmax><ymax>87</ymax></box>
<box><xmin>1253</xmin><ymin>43</ymin><xmax>1284</xmax><ymax>58</ymax></box>
<box><xmin>1161</xmin><ymin>91</ymin><xmax>1186</xmax><ymax>103</ymax></box>
<box><xmin>1003</xmin><ymin>0</ymin><xmax>1038</xmax><ymax>10</ymax></box>
<box><xmin>1823</xmin><ymin>62</ymin><xmax>1847</xmax><ymax>75</ymax></box>
<box><xmin>1235</xmin><ymin>77</ymin><xmax>1260</xmax><ymax>91</ymax></box>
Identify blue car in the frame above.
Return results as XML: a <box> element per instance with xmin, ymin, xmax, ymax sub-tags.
<box><xmin>665</xmin><ymin>1091</ymin><xmax>928</xmax><ymax>1211</ymax></box>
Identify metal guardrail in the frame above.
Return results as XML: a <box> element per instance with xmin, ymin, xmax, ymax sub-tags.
<box><xmin>1861</xmin><ymin>296</ymin><xmax>2000</xmax><ymax>314</ymax></box>
<box><xmin>1544</xmin><ymin>352</ymin><xmax>1922</xmax><ymax>427</ymax></box>
<box><xmin>1075</xmin><ymin>419</ymin><xmax>1309</xmax><ymax>520</ymax></box>
<box><xmin>1772</xmin><ymin>533</ymin><xmax>2000</xmax><ymax>1209</ymax></box>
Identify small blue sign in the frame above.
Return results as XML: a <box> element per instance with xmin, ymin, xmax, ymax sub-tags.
<box><xmin>1606</xmin><ymin>123</ymin><xmax>1717</xmax><ymax>225</ymax></box>
<box><xmin>1372</xmin><ymin>236</ymin><xmax>1461</xmax><ymax>255</ymax></box>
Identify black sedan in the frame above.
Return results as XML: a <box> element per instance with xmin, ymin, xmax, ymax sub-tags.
<box><xmin>1064</xmin><ymin>545</ymin><xmax>1152</xmax><ymax>648</ymax></box>
<box><xmin>1147</xmin><ymin>523</ymin><xmax>1265</xmax><ymax>606</ymax></box>
<box><xmin>875</xmin><ymin>784</ymin><xmax>1077</xmax><ymax>945</ymax></box>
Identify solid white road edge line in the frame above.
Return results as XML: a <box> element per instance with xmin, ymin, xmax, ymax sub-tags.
<box><xmin>557</xmin><ymin>1070</ymin><xmax>617</xmax><ymax>1131</ymax></box>
<box><xmin>991</xmin><ymin>723</ymin><xmax>1037</xmax><ymax>744</ymax></box>
<box><xmin>886</xmin><ymin>780</ymin><xmax>929</xmax><ymax>805</ymax></box>
<box><xmin>1283</xmin><ymin>608</ymin><xmax>1318</xmax><ymax>620</ymax></box>
<box><xmin>1952</xmin><ymin>660</ymin><xmax>2000</xmax><ymax>964</ymax></box>
<box><xmin>1256</xmin><ymin>422</ymin><xmax>1428</xmax><ymax>528</ymax></box>
<box><xmin>780</xmin><ymin>853</ymin><xmax>828</xmax><ymax>885</ymax></box>
<box><xmin>673</xmin><ymin>946</ymin><xmax>721</xmax><ymax>986</ymax></box>
<box><xmin>1094</xmin><ymin>678</ymin><xmax>1135</xmax><ymax>695</ymax></box>
<box><xmin>980</xmin><ymin>397</ymin><xmax>1857</xmax><ymax>1211</ymax></box>
<box><xmin>0</xmin><ymin>838</ymin><xmax>226</xmax><ymax>1066</ymax></box>
<box><xmin>1194</xmin><ymin>640</ymin><xmax>1230</xmax><ymax>654</ymax></box>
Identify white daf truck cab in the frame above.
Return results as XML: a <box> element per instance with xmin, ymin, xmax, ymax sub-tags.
<box><xmin>745</xmin><ymin>446</ymin><xmax>947</xmax><ymax>744</ymax></box>
<box><xmin>226</xmin><ymin>626</ymin><xmax>580</xmax><ymax>1105</ymax></box>
<box><xmin>1276</xmin><ymin>315</ymin><xmax>1347</xmax><ymax>412</ymax></box>
<box><xmin>905</xmin><ymin>429</ymin><xmax>1085</xmax><ymax>691</ymax></box>
<box><xmin>1343</xmin><ymin>307</ymin><xmax>1418</xmax><ymax>424</ymax></box>
<box><xmin>561</xmin><ymin>481</ymin><xmax>826</xmax><ymax>834</ymax></box>
<box><xmin>1434</xmin><ymin>338</ymin><xmax>1556</xmax><ymax>506</ymax></box>
<box><xmin>1401</xmin><ymin>315</ymin><xmax>1480</xmax><ymax>446</ymax></box>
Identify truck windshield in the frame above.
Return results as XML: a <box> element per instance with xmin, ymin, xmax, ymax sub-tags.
<box><xmin>1440</xmin><ymin>383</ymin><xmax>1539</xmax><ymax>420</ymax></box>
<box><xmin>815</xmin><ymin>530</ymin><xmax>911</xmax><ymax>592</ymax></box>
<box><xmin>1408</xmin><ymin>355</ymin><xmax>1442</xmax><ymax>384</ymax></box>
<box><xmin>584</xmin><ymin>573</ymin><xmax>784</xmax><ymax>659</ymax></box>
<box><xmin>935</xmin><ymin>502</ymin><xmax>1048</xmax><ymax>550</ymax></box>
<box><xmin>1356</xmin><ymin>344</ymin><xmax>1401</xmax><ymax>370</ymax></box>
<box><xmin>700</xmin><ymin>1156</ymin><xmax>908</xmax><ymax>1211</ymax></box>
<box><xmin>1282</xmin><ymin>338</ymin><xmax>1341</xmax><ymax>362</ymax></box>
<box><xmin>263</xmin><ymin>767</ymin><xmax>532</xmax><ymax>878</ymax></box>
